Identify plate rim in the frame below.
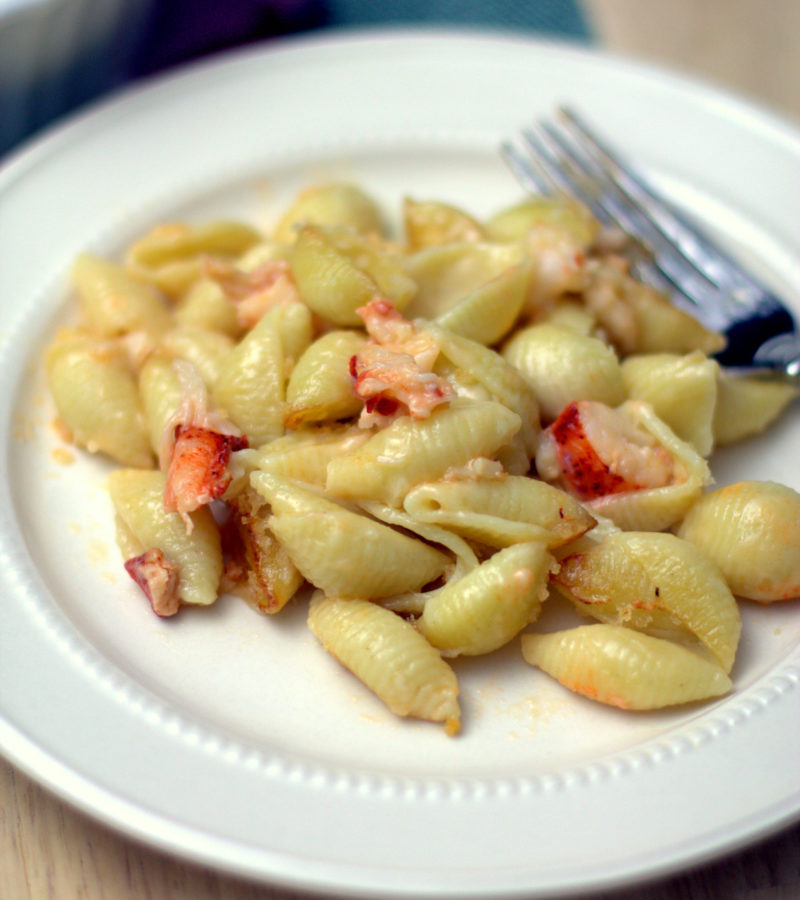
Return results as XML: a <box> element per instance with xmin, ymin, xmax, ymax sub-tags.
<box><xmin>4</xmin><ymin>24</ymin><xmax>800</xmax><ymax>183</ymax></box>
<box><xmin>1</xmin><ymin>26</ymin><xmax>799</xmax><ymax>899</ymax></box>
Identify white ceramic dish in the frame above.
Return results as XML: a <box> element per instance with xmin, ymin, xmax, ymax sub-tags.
<box><xmin>0</xmin><ymin>29</ymin><xmax>798</xmax><ymax>899</ymax></box>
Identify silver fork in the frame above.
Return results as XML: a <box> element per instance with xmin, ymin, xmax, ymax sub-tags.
<box><xmin>501</xmin><ymin>106</ymin><xmax>800</xmax><ymax>383</ymax></box>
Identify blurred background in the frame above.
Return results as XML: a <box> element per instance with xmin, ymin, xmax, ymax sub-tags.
<box><xmin>2</xmin><ymin>0</ymin><xmax>799</xmax><ymax>159</ymax></box>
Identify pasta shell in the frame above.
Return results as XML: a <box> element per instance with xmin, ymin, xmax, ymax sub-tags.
<box><xmin>628</xmin><ymin>287</ymin><xmax>726</xmax><ymax>356</ymax></box>
<box><xmin>427</xmin><ymin>324</ymin><xmax>540</xmax><ymax>465</ymax></box>
<box><xmin>360</xmin><ymin>499</ymin><xmax>479</xmax><ymax>580</ymax></box>
<box><xmin>270</xmin><ymin>300</ymin><xmax>314</xmax><ymax>370</ymax></box>
<box><xmin>418</xmin><ymin>541</ymin><xmax>555</xmax><ymax>657</ymax></box>
<box><xmin>72</xmin><ymin>254</ymin><xmax>170</xmax><ymax>338</ymax></box>
<box><xmin>212</xmin><ymin>306</ymin><xmax>286</xmax><ymax>446</ymax></box>
<box><xmin>255</xmin><ymin>427</ymin><xmax>370</xmax><ymax>486</ymax></box>
<box><xmin>174</xmin><ymin>277</ymin><xmax>241</xmax><ymax>338</ymax></box>
<box><xmin>138</xmin><ymin>354</ymin><xmax>184</xmax><ymax>457</ymax></box>
<box><xmin>552</xmin><ymin>531</ymin><xmax>741</xmax><ymax>672</ymax></box>
<box><xmin>290</xmin><ymin>225</ymin><xmax>416</xmax><ymax>326</ymax></box>
<box><xmin>358</xmin><ymin>499</ymin><xmax>478</xmax><ymax>617</ymax></box>
<box><xmin>273</xmin><ymin>183</ymin><xmax>384</xmax><ymax>244</ymax></box>
<box><xmin>403</xmin><ymin>475</ymin><xmax>595</xmax><ymax>549</ymax></box>
<box><xmin>404</xmin><ymin>241</ymin><xmax>524</xmax><ymax>320</ymax></box>
<box><xmin>108</xmin><ymin>468</ymin><xmax>222</xmax><ymax>607</ymax></box>
<box><xmin>502</xmin><ymin>322</ymin><xmax>625</xmax><ymax>422</ymax></box>
<box><xmin>677</xmin><ymin>481</ymin><xmax>800</xmax><ymax>602</ymax></box>
<box><xmin>434</xmin><ymin>262</ymin><xmax>531</xmax><ymax>346</ymax></box>
<box><xmin>403</xmin><ymin>197</ymin><xmax>484</xmax><ymax>250</ymax></box>
<box><xmin>159</xmin><ymin>326</ymin><xmax>234</xmax><ymax>388</ymax></box>
<box><xmin>308</xmin><ymin>594</ymin><xmax>461</xmax><ymax>734</ymax></box>
<box><xmin>621</xmin><ymin>351</ymin><xmax>718</xmax><ymax>456</ymax></box>
<box><xmin>47</xmin><ymin>330</ymin><xmax>153</xmax><ymax>468</ymax></box>
<box><xmin>126</xmin><ymin>221</ymin><xmax>261</xmax><ymax>297</ymax></box>
<box><xmin>284</xmin><ymin>329</ymin><xmax>367</xmax><ymax>427</ymax></box>
<box><xmin>224</xmin><ymin>486</ymin><xmax>303</xmax><ymax>614</ymax></box>
<box><xmin>713</xmin><ymin>372</ymin><xmax>798</xmax><ymax>445</ymax></box>
<box><xmin>536</xmin><ymin>299</ymin><xmax>596</xmax><ymax>335</ymax></box>
<box><xmin>484</xmin><ymin>196</ymin><xmax>599</xmax><ymax>247</ymax></box>
<box><xmin>235</xmin><ymin>239</ymin><xmax>292</xmax><ymax>274</ymax></box>
<box><xmin>521</xmin><ymin>624</ymin><xmax>732</xmax><ymax>709</ymax></box>
<box><xmin>251</xmin><ymin>473</ymin><xmax>449</xmax><ymax>598</ymax></box>
<box><xmin>325</xmin><ymin>400</ymin><xmax>522</xmax><ymax>507</ymax></box>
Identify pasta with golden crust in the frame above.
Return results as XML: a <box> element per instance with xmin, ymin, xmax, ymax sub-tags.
<box><xmin>43</xmin><ymin>179</ymin><xmax>799</xmax><ymax>734</ymax></box>
<box><xmin>677</xmin><ymin>481</ymin><xmax>800</xmax><ymax>602</ymax></box>
<box><xmin>521</xmin><ymin>625</ymin><xmax>732</xmax><ymax>710</ymax></box>
<box><xmin>552</xmin><ymin>530</ymin><xmax>741</xmax><ymax>673</ymax></box>
<box><xmin>251</xmin><ymin>472</ymin><xmax>450</xmax><ymax>599</ymax></box>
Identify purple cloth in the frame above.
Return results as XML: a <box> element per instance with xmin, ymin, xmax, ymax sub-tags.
<box><xmin>131</xmin><ymin>0</ymin><xmax>325</xmax><ymax>75</ymax></box>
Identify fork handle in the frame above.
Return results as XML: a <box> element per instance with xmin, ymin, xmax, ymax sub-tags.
<box><xmin>716</xmin><ymin>306</ymin><xmax>795</xmax><ymax>367</ymax></box>
<box><xmin>749</xmin><ymin>332</ymin><xmax>800</xmax><ymax>385</ymax></box>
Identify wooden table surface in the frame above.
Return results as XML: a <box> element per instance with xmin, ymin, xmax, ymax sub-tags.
<box><xmin>3</xmin><ymin>2</ymin><xmax>799</xmax><ymax>898</ymax></box>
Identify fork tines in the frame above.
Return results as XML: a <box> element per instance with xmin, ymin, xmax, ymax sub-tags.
<box><xmin>502</xmin><ymin>107</ymin><xmax>798</xmax><ymax>372</ymax></box>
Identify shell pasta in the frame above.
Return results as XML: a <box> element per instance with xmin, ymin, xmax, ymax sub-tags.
<box><xmin>44</xmin><ymin>179</ymin><xmax>799</xmax><ymax>734</ymax></box>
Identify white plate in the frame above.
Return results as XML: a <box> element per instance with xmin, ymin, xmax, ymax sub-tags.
<box><xmin>1</xmin><ymin>29</ymin><xmax>799</xmax><ymax>899</ymax></box>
